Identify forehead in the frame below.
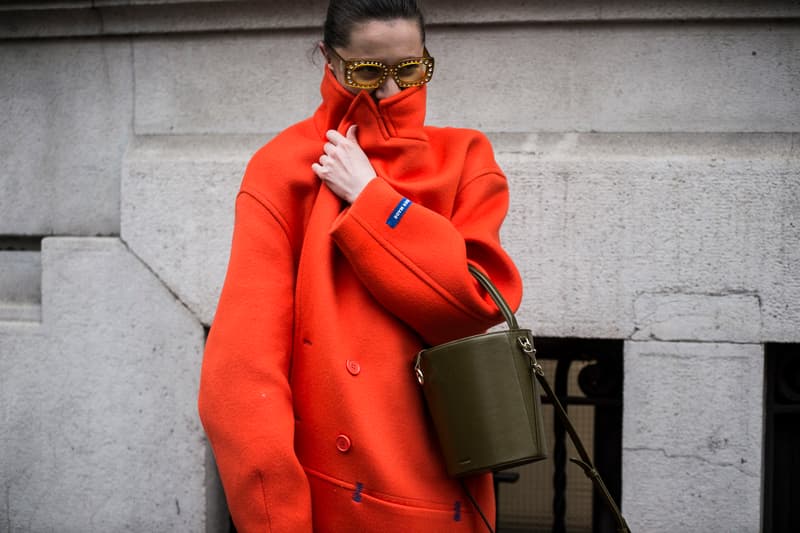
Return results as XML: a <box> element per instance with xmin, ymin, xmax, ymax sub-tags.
<box><xmin>345</xmin><ymin>19</ymin><xmax>424</xmax><ymax>60</ymax></box>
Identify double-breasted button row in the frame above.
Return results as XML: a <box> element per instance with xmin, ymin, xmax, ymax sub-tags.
<box><xmin>337</xmin><ymin>360</ymin><xmax>359</xmax><ymax>453</ymax></box>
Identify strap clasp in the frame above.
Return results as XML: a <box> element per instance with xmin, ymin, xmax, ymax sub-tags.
<box><xmin>518</xmin><ymin>335</ymin><xmax>544</xmax><ymax>376</ymax></box>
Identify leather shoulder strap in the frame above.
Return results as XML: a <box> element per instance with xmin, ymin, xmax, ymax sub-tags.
<box><xmin>470</xmin><ymin>266</ymin><xmax>632</xmax><ymax>533</ymax></box>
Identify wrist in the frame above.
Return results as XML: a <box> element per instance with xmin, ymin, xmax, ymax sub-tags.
<box><xmin>349</xmin><ymin>175</ymin><xmax>377</xmax><ymax>203</ymax></box>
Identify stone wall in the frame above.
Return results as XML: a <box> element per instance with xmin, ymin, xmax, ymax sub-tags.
<box><xmin>1</xmin><ymin>1</ymin><xmax>798</xmax><ymax>531</ymax></box>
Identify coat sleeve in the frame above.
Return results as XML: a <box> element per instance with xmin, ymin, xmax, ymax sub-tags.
<box><xmin>329</xmin><ymin>158</ymin><xmax>522</xmax><ymax>346</ymax></box>
<box><xmin>198</xmin><ymin>191</ymin><xmax>312</xmax><ymax>533</ymax></box>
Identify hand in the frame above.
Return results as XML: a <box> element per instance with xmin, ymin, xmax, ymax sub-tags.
<box><xmin>311</xmin><ymin>125</ymin><xmax>376</xmax><ymax>204</ymax></box>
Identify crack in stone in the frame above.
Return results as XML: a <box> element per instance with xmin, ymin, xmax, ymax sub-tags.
<box><xmin>626</xmin><ymin>336</ymin><xmax>763</xmax><ymax>345</ymax></box>
<box><xmin>625</xmin><ymin>446</ymin><xmax>757</xmax><ymax>477</ymax></box>
<box><xmin>633</xmin><ymin>288</ymin><xmax>762</xmax><ymax>299</ymax></box>
<box><xmin>628</xmin><ymin>289</ymin><xmax>763</xmax><ymax>343</ymax></box>
<box><xmin>118</xmin><ymin>236</ymin><xmax>202</xmax><ymax>325</ymax></box>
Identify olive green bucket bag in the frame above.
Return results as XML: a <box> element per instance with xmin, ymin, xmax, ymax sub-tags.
<box><xmin>414</xmin><ymin>264</ymin><xmax>631</xmax><ymax>533</ymax></box>
<box><xmin>414</xmin><ymin>264</ymin><xmax>547</xmax><ymax>478</ymax></box>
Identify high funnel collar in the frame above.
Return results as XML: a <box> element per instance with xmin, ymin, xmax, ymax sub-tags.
<box><xmin>313</xmin><ymin>67</ymin><xmax>428</xmax><ymax>142</ymax></box>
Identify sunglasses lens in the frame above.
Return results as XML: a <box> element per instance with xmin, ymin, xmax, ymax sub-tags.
<box><xmin>395</xmin><ymin>61</ymin><xmax>431</xmax><ymax>86</ymax></box>
<box><xmin>350</xmin><ymin>65</ymin><xmax>385</xmax><ymax>88</ymax></box>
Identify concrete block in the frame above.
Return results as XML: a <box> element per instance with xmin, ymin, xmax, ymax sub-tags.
<box><xmin>133</xmin><ymin>33</ymin><xmax>322</xmax><ymax>135</ymax></box>
<box><xmin>632</xmin><ymin>292</ymin><xmax>762</xmax><ymax>343</ymax></box>
<box><xmin>494</xmin><ymin>133</ymin><xmax>799</xmax><ymax>342</ymax></box>
<box><xmin>0</xmin><ymin>40</ymin><xmax>132</xmax><ymax>235</ymax></box>
<box><xmin>121</xmin><ymin>135</ymin><xmax>262</xmax><ymax>325</ymax></box>
<box><xmin>623</xmin><ymin>341</ymin><xmax>762</xmax><ymax>468</ymax></box>
<box><xmin>132</xmin><ymin>23</ymin><xmax>800</xmax><ymax>134</ymax></box>
<box><xmin>0</xmin><ymin>0</ymin><xmax>328</xmax><ymax>39</ymax></box>
<box><xmin>0</xmin><ymin>237</ymin><xmax>207</xmax><ymax>532</ymax></box>
<box><xmin>426</xmin><ymin>22</ymin><xmax>799</xmax><ymax>132</ymax></box>
<box><xmin>424</xmin><ymin>0</ymin><xmax>800</xmax><ymax>24</ymax></box>
<box><xmin>623</xmin><ymin>449</ymin><xmax>760</xmax><ymax>532</ymax></box>
<box><xmin>622</xmin><ymin>341</ymin><xmax>762</xmax><ymax>532</ymax></box>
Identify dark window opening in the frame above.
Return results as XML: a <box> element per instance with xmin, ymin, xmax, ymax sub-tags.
<box><xmin>764</xmin><ymin>343</ymin><xmax>800</xmax><ymax>533</ymax></box>
<box><xmin>0</xmin><ymin>236</ymin><xmax>42</xmax><ymax>251</ymax></box>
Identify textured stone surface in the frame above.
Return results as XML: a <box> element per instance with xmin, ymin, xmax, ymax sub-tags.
<box><xmin>133</xmin><ymin>33</ymin><xmax>322</xmax><ymax>136</ymax></box>
<box><xmin>632</xmin><ymin>292</ymin><xmax>762</xmax><ymax>342</ymax></box>
<box><xmin>0</xmin><ymin>238</ymin><xmax>206</xmax><ymax>532</ymax></box>
<box><xmin>3</xmin><ymin>0</ymin><xmax>799</xmax><ymax>39</ymax></box>
<box><xmin>0</xmin><ymin>40</ymin><xmax>132</xmax><ymax>235</ymax></box>
<box><xmin>622</xmin><ymin>341</ymin><xmax>763</xmax><ymax>532</ymax></box>
<box><xmin>495</xmin><ymin>133</ymin><xmax>800</xmax><ymax>343</ymax></box>
<box><xmin>121</xmin><ymin>135</ymin><xmax>261</xmax><ymax>325</ymax></box>
<box><xmin>132</xmin><ymin>22</ymin><xmax>800</xmax><ymax>134</ymax></box>
<box><xmin>623</xmin><ymin>450</ymin><xmax>760</xmax><ymax>532</ymax></box>
<box><xmin>430</xmin><ymin>23</ymin><xmax>800</xmax><ymax>133</ymax></box>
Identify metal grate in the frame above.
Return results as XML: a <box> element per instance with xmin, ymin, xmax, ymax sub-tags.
<box><xmin>496</xmin><ymin>338</ymin><xmax>624</xmax><ymax>533</ymax></box>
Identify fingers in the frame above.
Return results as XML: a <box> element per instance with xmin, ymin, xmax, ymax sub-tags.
<box><xmin>325</xmin><ymin>125</ymin><xmax>359</xmax><ymax>145</ymax></box>
<box><xmin>315</xmin><ymin>126</ymin><xmax>372</xmax><ymax>204</ymax></box>
<box><xmin>311</xmin><ymin>162</ymin><xmax>343</xmax><ymax>197</ymax></box>
<box><xmin>321</xmin><ymin>126</ymin><xmax>359</xmax><ymax>165</ymax></box>
<box><xmin>312</xmin><ymin>155</ymin><xmax>331</xmax><ymax>180</ymax></box>
<box><xmin>325</xmin><ymin>129</ymin><xmax>346</xmax><ymax>144</ymax></box>
<box><xmin>313</xmin><ymin>153</ymin><xmax>335</xmax><ymax>175</ymax></box>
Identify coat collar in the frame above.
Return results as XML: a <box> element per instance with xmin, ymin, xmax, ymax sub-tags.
<box><xmin>312</xmin><ymin>67</ymin><xmax>428</xmax><ymax>142</ymax></box>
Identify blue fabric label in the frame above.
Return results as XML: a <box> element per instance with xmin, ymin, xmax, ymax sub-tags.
<box><xmin>386</xmin><ymin>198</ymin><xmax>412</xmax><ymax>228</ymax></box>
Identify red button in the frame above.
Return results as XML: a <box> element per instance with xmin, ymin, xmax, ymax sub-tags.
<box><xmin>336</xmin><ymin>434</ymin><xmax>352</xmax><ymax>453</ymax></box>
<box><xmin>346</xmin><ymin>360</ymin><xmax>361</xmax><ymax>376</ymax></box>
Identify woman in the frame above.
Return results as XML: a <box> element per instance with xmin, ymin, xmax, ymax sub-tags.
<box><xmin>198</xmin><ymin>1</ymin><xmax>523</xmax><ymax>531</ymax></box>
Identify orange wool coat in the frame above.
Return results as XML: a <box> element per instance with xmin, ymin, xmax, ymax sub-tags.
<box><xmin>198</xmin><ymin>68</ymin><xmax>523</xmax><ymax>533</ymax></box>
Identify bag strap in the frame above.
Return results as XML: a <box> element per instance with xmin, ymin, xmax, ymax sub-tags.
<box><xmin>467</xmin><ymin>264</ymin><xmax>631</xmax><ymax>533</ymax></box>
<box><xmin>537</xmin><ymin>368</ymin><xmax>631</xmax><ymax>533</ymax></box>
<box><xmin>468</xmin><ymin>264</ymin><xmax>519</xmax><ymax>329</ymax></box>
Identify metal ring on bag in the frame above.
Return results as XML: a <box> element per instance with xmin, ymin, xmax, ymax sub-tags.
<box><xmin>518</xmin><ymin>336</ymin><xmax>535</xmax><ymax>353</ymax></box>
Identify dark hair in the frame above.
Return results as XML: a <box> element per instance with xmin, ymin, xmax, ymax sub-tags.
<box><xmin>323</xmin><ymin>0</ymin><xmax>426</xmax><ymax>49</ymax></box>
